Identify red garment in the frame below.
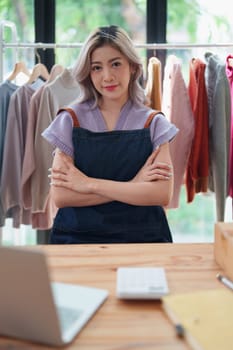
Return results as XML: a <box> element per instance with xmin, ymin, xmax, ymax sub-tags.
<box><xmin>225</xmin><ymin>54</ymin><xmax>233</xmax><ymax>197</ymax></box>
<box><xmin>186</xmin><ymin>58</ymin><xmax>209</xmax><ymax>202</ymax></box>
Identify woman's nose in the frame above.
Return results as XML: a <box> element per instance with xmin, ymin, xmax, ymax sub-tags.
<box><xmin>103</xmin><ymin>68</ymin><xmax>113</xmax><ymax>81</ymax></box>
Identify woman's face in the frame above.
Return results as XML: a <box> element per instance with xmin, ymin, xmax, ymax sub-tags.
<box><xmin>90</xmin><ymin>45</ymin><xmax>132</xmax><ymax>105</ymax></box>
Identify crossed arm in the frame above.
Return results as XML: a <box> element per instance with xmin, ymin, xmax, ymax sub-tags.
<box><xmin>49</xmin><ymin>143</ymin><xmax>174</xmax><ymax>208</ymax></box>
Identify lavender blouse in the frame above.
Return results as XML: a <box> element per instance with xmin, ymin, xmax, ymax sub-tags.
<box><xmin>42</xmin><ymin>99</ymin><xmax>178</xmax><ymax>158</ymax></box>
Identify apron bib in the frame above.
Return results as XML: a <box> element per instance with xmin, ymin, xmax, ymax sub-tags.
<box><xmin>50</xmin><ymin>109</ymin><xmax>172</xmax><ymax>244</ymax></box>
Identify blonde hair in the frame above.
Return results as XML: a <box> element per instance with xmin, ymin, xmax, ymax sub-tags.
<box><xmin>72</xmin><ymin>25</ymin><xmax>145</xmax><ymax>106</ymax></box>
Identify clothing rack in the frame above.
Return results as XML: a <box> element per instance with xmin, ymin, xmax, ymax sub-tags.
<box><xmin>1</xmin><ymin>20</ymin><xmax>233</xmax><ymax>82</ymax></box>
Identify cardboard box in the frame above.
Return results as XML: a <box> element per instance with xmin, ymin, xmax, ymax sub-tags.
<box><xmin>214</xmin><ymin>222</ymin><xmax>233</xmax><ymax>280</ymax></box>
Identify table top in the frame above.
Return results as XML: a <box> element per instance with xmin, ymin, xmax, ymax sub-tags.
<box><xmin>0</xmin><ymin>243</ymin><xmax>224</xmax><ymax>349</ymax></box>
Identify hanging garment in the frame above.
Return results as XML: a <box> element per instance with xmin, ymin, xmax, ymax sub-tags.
<box><xmin>186</xmin><ymin>58</ymin><xmax>209</xmax><ymax>203</ymax></box>
<box><xmin>0</xmin><ymin>80</ymin><xmax>19</xmax><ymax>226</ymax></box>
<box><xmin>30</xmin><ymin>68</ymin><xmax>80</xmax><ymax>214</ymax></box>
<box><xmin>162</xmin><ymin>55</ymin><xmax>194</xmax><ymax>208</ymax></box>
<box><xmin>21</xmin><ymin>84</ymin><xmax>45</xmax><ymax>210</ymax></box>
<box><xmin>21</xmin><ymin>67</ymin><xmax>64</xmax><ymax>229</ymax></box>
<box><xmin>0</xmin><ymin>80</ymin><xmax>19</xmax><ymax>170</ymax></box>
<box><xmin>0</xmin><ymin>83</ymin><xmax>40</xmax><ymax>228</ymax></box>
<box><xmin>145</xmin><ymin>57</ymin><xmax>162</xmax><ymax>110</ymax></box>
<box><xmin>225</xmin><ymin>54</ymin><xmax>233</xmax><ymax>198</ymax></box>
<box><xmin>205</xmin><ymin>52</ymin><xmax>231</xmax><ymax>221</ymax></box>
<box><xmin>42</xmin><ymin>100</ymin><xmax>178</xmax><ymax>244</ymax></box>
<box><xmin>21</xmin><ymin>84</ymin><xmax>57</xmax><ymax>230</ymax></box>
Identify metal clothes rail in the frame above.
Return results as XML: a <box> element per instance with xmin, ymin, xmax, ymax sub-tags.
<box><xmin>1</xmin><ymin>20</ymin><xmax>233</xmax><ymax>82</ymax></box>
<box><xmin>4</xmin><ymin>42</ymin><xmax>233</xmax><ymax>49</ymax></box>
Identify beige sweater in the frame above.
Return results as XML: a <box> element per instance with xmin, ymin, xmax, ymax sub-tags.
<box><xmin>30</xmin><ymin>68</ymin><xmax>80</xmax><ymax>213</ymax></box>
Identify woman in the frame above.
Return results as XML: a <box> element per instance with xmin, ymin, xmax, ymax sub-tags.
<box><xmin>42</xmin><ymin>25</ymin><xmax>178</xmax><ymax>244</ymax></box>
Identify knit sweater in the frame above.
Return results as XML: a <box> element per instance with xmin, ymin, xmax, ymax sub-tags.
<box><xmin>162</xmin><ymin>55</ymin><xmax>195</xmax><ymax>208</ymax></box>
<box><xmin>205</xmin><ymin>52</ymin><xmax>231</xmax><ymax>221</ymax></box>
<box><xmin>186</xmin><ymin>58</ymin><xmax>209</xmax><ymax>203</ymax></box>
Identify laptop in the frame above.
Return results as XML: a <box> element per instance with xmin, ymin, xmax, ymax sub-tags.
<box><xmin>0</xmin><ymin>245</ymin><xmax>108</xmax><ymax>346</ymax></box>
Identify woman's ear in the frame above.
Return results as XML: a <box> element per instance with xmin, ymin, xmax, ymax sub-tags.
<box><xmin>130</xmin><ymin>67</ymin><xmax>137</xmax><ymax>81</ymax></box>
<box><xmin>130</xmin><ymin>63</ymin><xmax>137</xmax><ymax>74</ymax></box>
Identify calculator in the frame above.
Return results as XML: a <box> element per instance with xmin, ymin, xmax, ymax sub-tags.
<box><xmin>116</xmin><ymin>267</ymin><xmax>169</xmax><ymax>299</ymax></box>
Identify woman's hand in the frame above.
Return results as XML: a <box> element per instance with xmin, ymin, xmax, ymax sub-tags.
<box><xmin>49</xmin><ymin>150</ymin><xmax>92</xmax><ymax>194</ymax></box>
<box><xmin>49</xmin><ymin>143</ymin><xmax>174</xmax><ymax>207</ymax></box>
<box><xmin>132</xmin><ymin>147</ymin><xmax>173</xmax><ymax>183</ymax></box>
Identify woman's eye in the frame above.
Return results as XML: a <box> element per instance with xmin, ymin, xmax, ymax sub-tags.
<box><xmin>92</xmin><ymin>65</ymin><xmax>101</xmax><ymax>71</ymax></box>
<box><xmin>112</xmin><ymin>61</ymin><xmax>121</xmax><ymax>67</ymax></box>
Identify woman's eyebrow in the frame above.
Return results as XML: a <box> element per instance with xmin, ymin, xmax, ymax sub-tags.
<box><xmin>91</xmin><ymin>56</ymin><xmax>122</xmax><ymax>65</ymax></box>
<box><xmin>109</xmin><ymin>56</ymin><xmax>122</xmax><ymax>62</ymax></box>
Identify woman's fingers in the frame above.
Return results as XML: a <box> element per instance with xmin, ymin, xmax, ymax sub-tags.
<box><xmin>49</xmin><ymin>172</ymin><xmax>67</xmax><ymax>181</ymax></box>
<box><xmin>148</xmin><ymin>171</ymin><xmax>172</xmax><ymax>180</ymax></box>
<box><xmin>148</xmin><ymin>161</ymin><xmax>173</xmax><ymax>172</ymax></box>
<box><xmin>146</xmin><ymin>161</ymin><xmax>173</xmax><ymax>180</ymax></box>
<box><xmin>147</xmin><ymin>168</ymin><xmax>172</xmax><ymax>178</ymax></box>
<box><xmin>49</xmin><ymin>168</ymin><xmax>67</xmax><ymax>176</ymax></box>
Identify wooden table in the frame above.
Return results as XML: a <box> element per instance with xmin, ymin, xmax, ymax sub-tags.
<box><xmin>0</xmin><ymin>243</ymin><xmax>224</xmax><ymax>349</ymax></box>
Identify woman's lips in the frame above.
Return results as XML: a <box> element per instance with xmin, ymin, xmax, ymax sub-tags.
<box><xmin>104</xmin><ymin>85</ymin><xmax>118</xmax><ymax>91</ymax></box>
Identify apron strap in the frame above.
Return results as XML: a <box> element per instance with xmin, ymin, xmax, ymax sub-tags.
<box><xmin>57</xmin><ymin>107</ymin><xmax>80</xmax><ymax>127</ymax></box>
<box><xmin>144</xmin><ymin>110</ymin><xmax>163</xmax><ymax>128</ymax></box>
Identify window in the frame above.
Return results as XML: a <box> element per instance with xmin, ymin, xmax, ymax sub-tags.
<box><xmin>55</xmin><ymin>0</ymin><xmax>147</xmax><ymax>70</ymax></box>
<box><xmin>0</xmin><ymin>0</ymin><xmax>34</xmax><ymax>79</ymax></box>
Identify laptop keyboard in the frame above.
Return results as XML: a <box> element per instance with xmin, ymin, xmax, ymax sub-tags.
<box><xmin>57</xmin><ymin>306</ymin><xmax>83</xmax><ymax>332</ymax></box>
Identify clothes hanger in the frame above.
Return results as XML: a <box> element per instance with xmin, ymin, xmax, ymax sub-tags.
<box><xmin>27</xmin><ymin>63</ymin><xmax>50</xmax><ymax>84</ymax></box>
<box><xmin>27</xmin><ymin>48</ymin><xmax>50</xmax><ymax>84</ymax></box>
<box><xmin>7</xmin><ymin>61</ymin><xmax>31</xmax><ymax>81</ymax></box>
<box><xmin>46</xmin><ymin>44</ymin><xmax>64</xmax><ymax>83</ymax></box>
<box><xmin>47</xmin><ymin>63</ymin><xmax>64</xmax><ymax>83</ymax></box>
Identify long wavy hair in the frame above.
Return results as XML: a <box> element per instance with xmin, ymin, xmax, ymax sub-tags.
<box><xmin>72</xmin><ymin>25</ymin><xmax>145</xmax><ymax>107</ymax></box>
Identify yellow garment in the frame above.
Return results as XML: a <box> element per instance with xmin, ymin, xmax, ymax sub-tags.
<box><xmin>145</xmin><ymin>57</ymin><xmax>162</xmax><ymax>110</ymax></box>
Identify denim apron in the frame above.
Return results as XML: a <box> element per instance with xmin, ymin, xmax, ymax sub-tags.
<box><xmin>50</xmin><ymin>108</ymin><xmax>172</xmax><ymax>244</ymax></box>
